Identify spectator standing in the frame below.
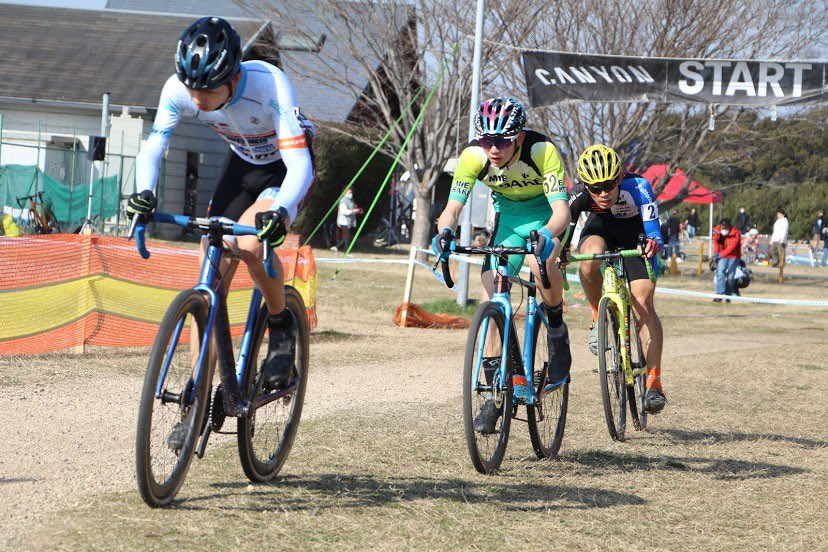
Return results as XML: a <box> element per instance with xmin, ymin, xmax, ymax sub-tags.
<box><xmin>811</xmin><ymin>211</ymin><xmax>825</xmax><ymax>256</ymax></box>
<box><xmin>666</xmin><ymin>210</ymin><xmax>682</xmax><ymax>258</ymax></box>
<box><xmin>770</xmin><ymin>208</ymin><xmax>789</xmax><ymax>267</ymax></box>
<box><xmin>333</xmin><ymin>188</ymin><xmax>363</xmax><ymax>254</ymax></box>
<box><xmin>712</xmin><ymin>218</ymin><xmax>742</xmax><ymax>302</ymax></box>
<box><xmin>734</xmin><ymin>207</ymin><xmax>751</xmax><ymax>234</ymax></box>
<box><xmin>686</xmin><ymin>207</ymin><xmax>700</xmax><ymax>239</ymax></box>
<box><xmin>822</xmin><ymin>225</ymin><xmax>828</xmax><ymax>267</ymax></box>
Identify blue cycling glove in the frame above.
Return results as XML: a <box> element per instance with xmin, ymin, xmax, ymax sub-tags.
<box><xmin>535</xmin><ymin>227</ymin><xmax>557</xmax><ymax>262</ymax></box>
<box><xmin>431</xmin><ymin>228</ymin><xmax>456</xmax><ymax>259</ymax></box>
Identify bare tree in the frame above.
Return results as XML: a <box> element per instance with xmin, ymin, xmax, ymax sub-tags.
<box><xmin>240</xmin><ymin>0</ymin><xmax>524</xmax><ymax>250</ymax></box>
<box><xmin>239</xmin><ymin>0</ymin><xmax>825</xmax><ymax>243</ymax></box>
<box><xmin>494</xmin><ymin>0</ymin><xmax>828</xmax><ymax>207</ymax></box>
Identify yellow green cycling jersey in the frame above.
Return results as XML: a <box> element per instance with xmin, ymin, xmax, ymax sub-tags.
<box><xmin>449</xmin><ymin>130</ymin><xmax>567</xmax><ymax>212</ymax></box>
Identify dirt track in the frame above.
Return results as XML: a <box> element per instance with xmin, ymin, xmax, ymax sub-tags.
<box><xmin>2</xmin><ymin>258</ymin><xmax>827</xmax><ymax>549</ymax></box>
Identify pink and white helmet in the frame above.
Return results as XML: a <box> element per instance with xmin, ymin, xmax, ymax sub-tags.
<box><xmin>474</xmin><ymin>96</ymin><xmax>527</xmax><ymax>138</ymax></box>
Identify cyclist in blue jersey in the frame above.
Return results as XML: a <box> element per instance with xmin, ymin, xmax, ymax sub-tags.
<box><xmin>127</xmin><ymin>17</ymin><xmax>314</xmax><ymax>410</ymax></box>
<box><xmin>562</xmin><ymin>144</ymin><xmax>667</xmax><ymax>413</ymax></box>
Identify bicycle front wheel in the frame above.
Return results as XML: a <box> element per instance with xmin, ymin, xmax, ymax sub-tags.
<box><xmin>135</xmin><ymin>289</ymin><xmax>213</xmax><ymax>507</ymax></box>
<box><xmin>463</xmin><ymin>301</ymin><xmax>513</xmax><ymax>474</ymax></box>
<box><xmin>627</xmin><ymin>309</ymin><xmax>647</xmax><ymax>431</ymax></box>
<box><xmin>597</xmin><ymin>296</ymin><xmax>627</xmax><ymax>441</ymax></box>
<box><xmin>527</xmin><ymin>313</ymin><xmax>568</xmax><ymax>459</ymax></box>
<box><xmin>237</xmin><ymin>286</ymin><xmax>309</xmax><ymax>482</ymax></box>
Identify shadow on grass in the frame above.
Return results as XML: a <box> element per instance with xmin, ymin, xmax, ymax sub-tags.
<box><xmin>172</xmin><ymin>473</ymin><xmax>645</xmax><ymax>512</ymax></box>
<box><xmin>655</xmin><ymin>427</ymin><xmax>828</xmax><ymax>450</ymax></box>
<box><xmin>567</xmin><ymin>449</ymin><xmax>806</xmax><ymax>480</ymax></box>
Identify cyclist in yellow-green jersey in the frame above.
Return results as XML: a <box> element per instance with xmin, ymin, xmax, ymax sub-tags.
<box><xmin>432</xmin><ymin>96</ymin><xmax>571</xmax><ymax>434</ymax></box>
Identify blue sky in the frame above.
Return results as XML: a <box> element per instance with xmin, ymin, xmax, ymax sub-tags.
<box><xmin>4</xmin><ymin>0</ymin><xmax>106</xmax><ymax>8</ymax></box>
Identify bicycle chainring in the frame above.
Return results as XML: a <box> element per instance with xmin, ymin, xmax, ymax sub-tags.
<box><xmin>211</xmin><ymin>385</ymin><xmax>226</xmax><ymax>432</ymax></box>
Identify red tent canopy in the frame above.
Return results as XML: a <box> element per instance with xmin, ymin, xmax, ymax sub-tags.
<box><xmin>641</xmin><ymin>165</ymin><xmax>722</xmax><ymax>204</ymax></box>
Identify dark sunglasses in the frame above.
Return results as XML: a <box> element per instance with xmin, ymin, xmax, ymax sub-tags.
<box><xmin>479</xmin><ymin>135</ymin><xmax>517</xmax><ymax>150</ymax></box>
<box><xmin>584</xmin><ymin>178</ymin><xmax>619</xmax><ymax>194</ymax></box>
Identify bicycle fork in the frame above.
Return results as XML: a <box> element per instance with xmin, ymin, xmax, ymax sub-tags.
<box><xmin>603</xmin><ymin>265</ymin><xmax>634</xmax><ymax>384</ymax></box>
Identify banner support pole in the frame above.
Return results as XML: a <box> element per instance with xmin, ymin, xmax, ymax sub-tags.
<box><xmin>457</xmin><ymin>0</ymin><xmax>485</xmax><ymax>307</ymax></box>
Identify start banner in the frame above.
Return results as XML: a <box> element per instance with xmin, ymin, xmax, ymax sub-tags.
<box><xmin>522</xmin><ymin>50</ymin><xmax>828</xmax><ymax>107</ymax></box>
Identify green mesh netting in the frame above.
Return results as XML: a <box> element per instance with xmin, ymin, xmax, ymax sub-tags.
<box><xmin>1</xmin><ymin>165</ymin><xmax>118</xmax><ymax>225</ymax></box>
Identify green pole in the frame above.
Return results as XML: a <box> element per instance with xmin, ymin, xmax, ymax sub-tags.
<box><xmin>36</xmin><ymin>121</ymin><xmax>42</xmax><ymax>194</ymax></box>
<box><xmin>0</xmin><ymin>113</ymin><xmax>4</xmax><ymax>209</ymax></box>
<box><xmin>69</xmin><ymin>124</ymin><xmax>77</xmax><ymax>225</ymax></box>
<box><xmin>116</xmin><ymin>129</ymin><xmax>125</xmax><ymax>234</ymax></box>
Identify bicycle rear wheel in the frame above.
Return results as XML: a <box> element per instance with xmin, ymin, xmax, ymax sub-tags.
<box><xmin>527</xmin><ymin>312</ymin><xmax>568</xmax><ymax>459</ymax></box>
<box><xmin>597</xmin><ymin>296</ymin><xmax>627</xmax><ymax>441</ymax></box>
<box><xmin>237</xmin><ymin>286</ymin><xmax>309</xmax><ymax>482</ymax></box>
<box><xmin>135</xmin><ymin>289</ymin><xmax>213</xmax><ymax>507</ymax></box>
<box><xmin>627</xmin><ymin>309</ymin><xmax>647</xmax><ymax>431</ymax></box>
<box><xmin>463</xmin><ymin>301</ymin><xmax>513</xmax><ymax>474</ymax></box>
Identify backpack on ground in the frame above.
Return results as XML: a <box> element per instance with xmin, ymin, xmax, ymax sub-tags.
<box><xmin>733</xmin><ymin>260</ymin><xmax>752</xmax><ymax>289</ymax></box>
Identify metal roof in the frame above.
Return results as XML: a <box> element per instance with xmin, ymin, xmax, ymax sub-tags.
<box><xmin>0</xmin><ymin>2</ymin><xmax>402</xmax><ymax>123</ymax></box>
<box><xmin>0</xmin><ymin>5</ymin><xmax>263</xmax><ymax>109</ymax></box>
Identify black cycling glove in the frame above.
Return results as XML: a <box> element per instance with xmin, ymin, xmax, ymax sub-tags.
<box><xmin>126</xmin><ymin>190</ymin><xmax>156</xmax><ymax>220</ymax></box>
<box><xmin>255</xmin><ymin>207</ymin><xmax>288</xmax><ymax>248</ymax></box>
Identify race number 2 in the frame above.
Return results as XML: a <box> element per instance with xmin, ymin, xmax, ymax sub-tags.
<box><xmin>641</xmin><ymin>202</ymin><xmax>659</xmax><ymax>222</ymax></box>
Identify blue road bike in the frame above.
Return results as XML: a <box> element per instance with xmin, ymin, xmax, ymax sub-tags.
<box><xmin>131</xmin><ymin>213</ymin><xmax>309</xmax><ymax>507</ymax></box>
<box><xmin>437</xmin><ymin>231</ymin><xmax>569</xmax><ymax>474</ymax></box>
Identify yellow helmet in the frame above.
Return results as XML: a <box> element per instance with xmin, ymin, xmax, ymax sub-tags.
<box><xmin>577</xmin><ymin>144</ymin><xmax>621</xmax><ymax>185</ymax></box>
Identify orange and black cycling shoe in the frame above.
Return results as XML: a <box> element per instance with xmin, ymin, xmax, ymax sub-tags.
<box><xmin>644</xmin><ymin>387</ymin><xmax>667</xmax><ymax>414</ymax></box>
<box><xmin>644</xmin><ymin>367</ymin><xmax>667</xmax><ymax>413</ymax></box>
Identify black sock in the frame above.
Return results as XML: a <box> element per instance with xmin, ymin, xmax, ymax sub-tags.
<box><xmin>267</xmin><ymin>309</ymin><xmax>292</xmax><ymax>329</ymax></box>
<box><xmin>543</xmin><ymin>301</ymin><xmax>564</xmax><ymax>328</ymax></box>
<box><xmin>481</xmin><ymin>356</ymin><xmax>500</xmax><ymax>386</ymax></box>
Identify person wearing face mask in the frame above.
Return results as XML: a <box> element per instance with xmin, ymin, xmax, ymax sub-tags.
<box><xmin>712</xmin><ymin>218</ymin><xmax>742</xmax><ymax>302</ymax></box>
<box><xmin>734</xmin><ymin>207</ymin><xmax>751</xmax><ymax>235</ymax></box>
<box><xmin>333</xmin><ymin>188</ymin><xmax>363</xmax><ymax>254</ymax></box>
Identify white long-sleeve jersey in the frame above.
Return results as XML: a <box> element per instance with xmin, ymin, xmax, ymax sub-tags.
<box><xmin>135</xmin><ymin>60</ymin><xmax>314</xmax><ymax>222</ymax></box>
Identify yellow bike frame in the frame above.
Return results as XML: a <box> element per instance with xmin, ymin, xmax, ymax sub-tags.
<box><xmin>600</xmin><ymin>262</ymin><xmax>644</xmax><ymax>386</ymax></box>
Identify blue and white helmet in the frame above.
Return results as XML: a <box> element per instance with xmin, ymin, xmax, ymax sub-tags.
<box><xmin>175</xmin><ymin>17</ymin><xmax>242</xmax><ymax>90</ymax></box>
<box><xmin>474</xmin><ymin>96</ymin><xmax>527</xmax><ymax>137</ymax></box>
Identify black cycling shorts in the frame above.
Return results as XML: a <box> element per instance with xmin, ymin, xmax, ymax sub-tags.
<box><xmin>206</xmin><ymin>152</ymin><xmax>288</xmax><ymax>221</ymax></box>
<box><xmin>578</xmin><ymin>214</ymin><xmax>653</xmax><ymax>282</ymax></box>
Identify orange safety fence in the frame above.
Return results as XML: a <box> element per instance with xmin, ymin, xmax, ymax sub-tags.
<box><xmin>0</xmin><ymin>234</ymin><xmax>317</xmax><ymax>355</ymax></box>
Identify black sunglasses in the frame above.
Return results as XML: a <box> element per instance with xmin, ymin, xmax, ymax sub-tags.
<box><xmin>584</xmin><ymin>178</ymin><xmax>619</xmax><ymax>194</ymax></box>
<box><xmin>479</xmin><ymin>135</ymin><xmax>518</xmax><ymax>150</ymax></box>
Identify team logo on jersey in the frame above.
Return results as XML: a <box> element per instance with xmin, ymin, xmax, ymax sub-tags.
<box><xmin>251</xmin><ymin>117</ymin><xmax>260</xmax><ymax>125</ymax></box>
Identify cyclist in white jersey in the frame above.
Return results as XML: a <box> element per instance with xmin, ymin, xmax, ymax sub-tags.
<box><xmin>128</xmin><ymin>17</ymin><xmax>313</xmax><ymax>397</ymax></box>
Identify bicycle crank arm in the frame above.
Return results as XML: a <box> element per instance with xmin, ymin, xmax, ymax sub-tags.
<box><xmin>196</xmin><ymin>416</ymin><xmax>213</xmax><ymax>459</ymax></box>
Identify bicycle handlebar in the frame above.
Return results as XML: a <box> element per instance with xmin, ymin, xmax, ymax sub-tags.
<box><xmin>128</xmin><ymin>213</ymin><xmax>277</xmax><ymax>278</ymax></box>
<box><xmin>435</xmin><ymin>234</ymin><xmax>552</xmax><ymax>290</ymax></box>
<box><xmin>566</xmin><ymin>250</ymin><xmax>656</xmax><ymax>283</ymax></box>
<box><xmin>15</xmin><ymin>191</ymin><xmax>45</xmax><ymax>208</ymax></box>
